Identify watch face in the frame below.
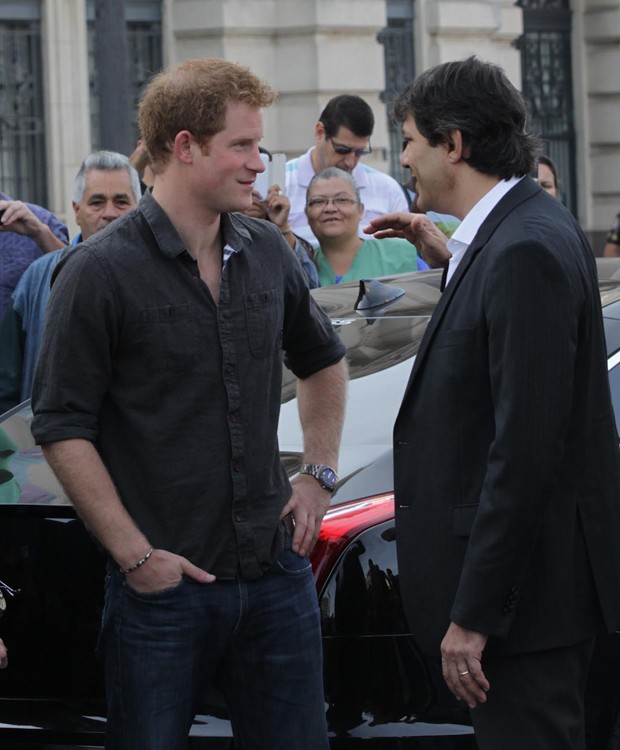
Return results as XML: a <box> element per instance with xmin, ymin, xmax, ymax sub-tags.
<box><xmin>319</xmin><ymin>467</ymin><xmax>338</xmax><ymax>489</ymax></box>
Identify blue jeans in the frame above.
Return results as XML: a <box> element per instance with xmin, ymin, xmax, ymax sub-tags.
<box><xmin>100</xmin><ymin>542</ymin><xmax>328</xmax><ymax>750</ymax></box>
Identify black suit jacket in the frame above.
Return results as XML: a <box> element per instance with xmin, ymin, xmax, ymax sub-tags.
<box><xmin>394</xmin><ymin>177</ymin><xmax>620</xmax><ymax>657</ymax></box>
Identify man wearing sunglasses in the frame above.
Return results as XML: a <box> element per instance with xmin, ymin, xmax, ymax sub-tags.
<box><xmin>285</xmin><ymin>94</ymin><xmax>408</xmax><ymax>246</ymax></box>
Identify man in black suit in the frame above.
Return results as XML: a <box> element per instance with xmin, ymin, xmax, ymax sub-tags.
<box><xmin>366</xmin><ymin>56</ymin><xmax>620</xmax><ymax>748</ymax></box>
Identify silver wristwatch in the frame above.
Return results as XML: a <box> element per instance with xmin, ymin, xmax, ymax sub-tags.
<box><xmin>299</xmin><ymin>463</ymin><xmax>338</xmax><ymax>493</ymax></box>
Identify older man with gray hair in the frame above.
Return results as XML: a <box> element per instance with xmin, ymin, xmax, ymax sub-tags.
<box><xmin>0</xmin><ymin>151</ymin><xmax>140</xmax><ymax>412</ymax></box>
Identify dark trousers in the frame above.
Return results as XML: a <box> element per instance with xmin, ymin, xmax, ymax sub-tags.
<box><xmin>470</xmin><ymin>638</ymin><xmax>595</xmax><ymax>750</ymax></box>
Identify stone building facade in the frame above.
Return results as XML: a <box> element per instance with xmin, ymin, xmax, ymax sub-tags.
<box><xmin>0</xmin><ymin>0</ymin><xmax>618</xmax><ymax>249</ymax></box>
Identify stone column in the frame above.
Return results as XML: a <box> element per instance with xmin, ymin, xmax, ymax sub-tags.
<box><xmin>41</xmin><ymin>0</ymin><xmax>91</xmax><ymax>232</ymax></box>
<box><xmin>94</xmin><ymin>0</ymin><xmax>132</xmax><ymax>156</ymax></box>
<box><xmin>417</xmin><ymin>0</ymin><xmax>522</xmax><ymax>81</ymax></box>
<box><xmin>582</xmin><ymin>0</ymin><xmax>620</xmax><ymax>247</ymax></box>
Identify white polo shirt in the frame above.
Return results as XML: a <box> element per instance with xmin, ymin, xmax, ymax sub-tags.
<box><xmin>285</xmin><ymin>147</ymin><xmax>409</xmax><ymax>246</ymax></box>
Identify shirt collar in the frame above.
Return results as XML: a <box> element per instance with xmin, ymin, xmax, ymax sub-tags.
<box><xmin>449</xmin><ymin>175</ymin><xmax>523</xmax><ymax>249</ymax></box>
<box><xmin>138</xmin><ymin>190</ymin><xmax>251</xmax><ymax>262</ymax></box>
<box><xmin>445</xmin><ymin>176</ymin><xmax>523</xmax><ymax>285</ymax></box>
<box><xmin>298</xmin><ymin>148</ymin><xmax>317</xmax><ymax>188</ymax></box>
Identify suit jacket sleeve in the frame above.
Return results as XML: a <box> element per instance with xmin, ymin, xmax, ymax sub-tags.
<box><xmin>449</xmin><ymin>237</ymin><xmax>585</xmax><ymax>637</ymax></box>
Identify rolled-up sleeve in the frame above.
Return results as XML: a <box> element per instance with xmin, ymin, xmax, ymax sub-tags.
<box><xmin>31</xmin><ymin>248</ymin><xmax>118</xmax><ymax>445</ymax></box>
<box><xmin>281</xmin><ymin>250</ymin><xmax>345</xmax><ymax>380</ymax></box>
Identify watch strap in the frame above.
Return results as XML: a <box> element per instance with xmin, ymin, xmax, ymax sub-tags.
<box><xmin>299</xmin><ymin>463</ymin><xmax>337</xmax><ymax>491</ymax></box>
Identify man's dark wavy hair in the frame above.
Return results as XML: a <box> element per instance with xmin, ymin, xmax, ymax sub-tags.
<box><xmin>319</xmin><ymin>95</ymin><xmax>375</xmax><ymax>139</ymax></box>
<box><xmin>393</xmin><ymin>56</ymin><xmax>540</xmax><ymax>179</ymax></box>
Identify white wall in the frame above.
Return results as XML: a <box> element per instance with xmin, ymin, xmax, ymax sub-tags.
<box><xmin>164</xmin><ymin>0</ymin><xmax>394</xmax><ymax>172</ymax></box>
<box><xmin>42</xmin><ymin>0</ymin><xmax>91</xmax><ymax>233</ymax></box>
<box><xmin>581</xmin><ymin>0</ymin><xmax>620</xmax><ymax>240</ymax></box>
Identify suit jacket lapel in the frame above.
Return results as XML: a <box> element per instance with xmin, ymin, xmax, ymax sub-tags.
<box><xmin>400</xmin><ymin>177</ymin><xmax>542</xmax><ymax>403</ymax></box>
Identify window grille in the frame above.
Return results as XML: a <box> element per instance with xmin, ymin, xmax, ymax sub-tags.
<box><xmin>87</xmin><ymin>0</ymin><xmax>162</xmax><ymax>150</ymax></box>
<box><xmin>516</xmin><ymin>0</ymin><xmax>577</xmax><ymax>214</ymax></box>
<box><xmin>378</xmin><ymin>0</ymin><xmax>416</xmax><ymax>184</ymax></box>
<box><xmin>0</xmin><ymin>16</ymin><xmax>47</xmax><ymax>205</ymax></box>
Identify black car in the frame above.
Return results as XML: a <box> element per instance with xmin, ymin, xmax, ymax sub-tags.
<box><xmin>2</xmin><ymin>260</ymin><xmax>620</xmax><ymax>748</ymax></box>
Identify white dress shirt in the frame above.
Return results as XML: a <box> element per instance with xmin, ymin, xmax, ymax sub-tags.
<box><xmin>445</xmin><ymin>176</ymin><xmax>523</xmax><ymax>286</ymax></box>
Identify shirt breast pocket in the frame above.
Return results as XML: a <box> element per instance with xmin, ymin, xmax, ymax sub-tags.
<box><xmin>138</xmin><ymin>303</ymin><xmax>201</xmax><ymax>372</ymax></box>
<box><xmin>244</xmin><ymin>289</ymin><xmax>283</xmax><ymax>358</ymax></box>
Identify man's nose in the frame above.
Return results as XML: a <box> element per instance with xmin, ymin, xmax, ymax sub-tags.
<box><xmin>103</xmin><ymin>202</ymin><xmax>123</xmax><ymax>219</ymax></box>
<box><xmin>342</xmin><ymin>153</ymin><xmax>358</xmax><ymax>171</ymax></box>
<box><xmin>323</xmin><ymin>198</ymin><xmax>341</xmax><ymax>212</ymax></box>
<box><xmin>249</xmin><ymin>147</ymin><xmax>265</xmax><ymax>173</ymax></box>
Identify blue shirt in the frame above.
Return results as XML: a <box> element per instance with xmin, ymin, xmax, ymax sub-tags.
<box><xmin>0</xmin><ymin>235</ymin><xmax>81</xmax><ymax>412</ymax></box>
<box><xmin>0</xmin><ymin>192</ymin><xmax>69</xmax><ymax>317</ymax></box>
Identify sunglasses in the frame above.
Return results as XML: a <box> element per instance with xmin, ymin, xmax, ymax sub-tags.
<box><xmin>328</xmin><ymin>138</ymin><xmax>372</xmax><ymax>158</ymax></box>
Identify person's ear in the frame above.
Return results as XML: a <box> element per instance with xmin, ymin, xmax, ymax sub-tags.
<box><xmin>173</xmin><ymin>130</ymin><xmax>195</xmax><ymax>164</ymax></box>
<box><xmin>315</xmin><ymin>121</ymin><xmax>326</xmax><ymax>144</ymax></box>
<box><xmin>72</xmin><ymin>201</ymin><xmax>81</xmax><ymax>227</ymax></box>
<box><xmin>445</xmin><ymin>130</ymin><xmax>466</xmax><ymax>163</ymax></box>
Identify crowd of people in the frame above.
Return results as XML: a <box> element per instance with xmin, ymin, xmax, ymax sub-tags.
<box><xmin>0</xmin><ymin>152</ymin><xmax>140</xmax><ymax>413</ymax></box>
<box><xmin>2</xmin><ymin>84</ymin><xmax>616</xmax><ymax>419</ymax></box>
<box><xmin>1</xmin><ymin>53</ymin><xmax>620</xmax><ymax>750</ymax></box>
<box><xmin>0</xmin><ymin>90</ymin><xmax>451</xmax><ymax>415</ymax></box>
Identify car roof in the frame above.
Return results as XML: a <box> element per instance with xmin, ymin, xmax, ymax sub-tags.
<box><xmin>312</xmin><ymin>259</ymin><xmax>620</xmax><ymax>323</ymax></box>
<box><xmin>5</xmin><ymin>258</ymin><xmax>620</xmax><ymax>509</ymax></box>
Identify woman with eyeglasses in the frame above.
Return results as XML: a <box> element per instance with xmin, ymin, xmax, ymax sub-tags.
<box><xmin>305</xmin><ymin>167</ymin><xmax>428</xmax><ymax>286</ymax></box>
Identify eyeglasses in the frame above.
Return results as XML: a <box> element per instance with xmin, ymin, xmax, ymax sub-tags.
<box><xmin>328</xmin><ymin>138</ymin><xmax>372</xmax><ymax>157</ymax></box>
<box><xmin>306</xmin><ymin>196</ymin><xmax>359</xmax><ymax>210</ymax></box>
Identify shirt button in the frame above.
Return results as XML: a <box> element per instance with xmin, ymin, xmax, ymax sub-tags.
<box><xmin>234</xmin><ymin>513</ymin><xmax>244</xmax><ymax>523</ymax></box>
<box><xmin>228</xmin><ymin>413</ymin><xmax>239</xmax><ymax>423</ymax></box>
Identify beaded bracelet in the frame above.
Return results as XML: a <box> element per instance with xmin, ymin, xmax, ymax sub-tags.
<box><xmin>120</xmin><ymin>547</ymin><xmax>154</xmax><ymax>575</ymax></box>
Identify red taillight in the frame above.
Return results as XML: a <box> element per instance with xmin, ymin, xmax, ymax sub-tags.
<box><xmin>310</xmin><ymin>493</ymin><xmax>395</xmax><ymax>594</ymax></box>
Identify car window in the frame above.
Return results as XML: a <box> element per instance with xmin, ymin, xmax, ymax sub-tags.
<box><xmin>603</xmin><ymin>314</ymin><xmax>620</xmax><ymax>358</ymax></box>
<box><xmin>0</xmin><ymin>404</ymin><xmax>70</xmax><ymax>506</ymax></box>
<box><xmin>608</xmin><ymin>358</ymin><xmax>620</xmax><ymax>439</ymax></box>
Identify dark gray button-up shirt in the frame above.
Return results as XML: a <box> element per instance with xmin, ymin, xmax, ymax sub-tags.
<box><xmin>31</xmin><ymin>192</ymin><xmax>345</xmax><ymax>579</ymax></box>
